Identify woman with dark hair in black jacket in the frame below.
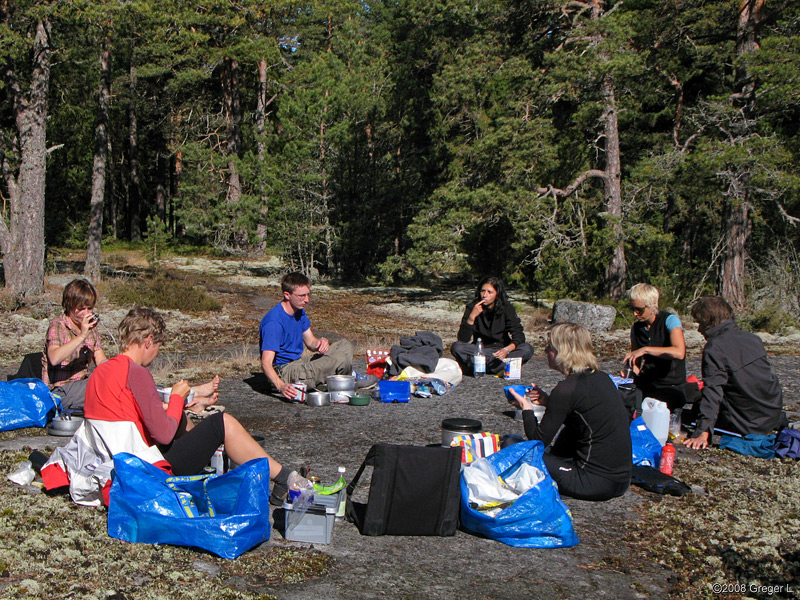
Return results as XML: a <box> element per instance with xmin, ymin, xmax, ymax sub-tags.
<box><xmin>451</xmin><ymin>276</ymin><xmax>534</xmax><ymax>375</ymax></box>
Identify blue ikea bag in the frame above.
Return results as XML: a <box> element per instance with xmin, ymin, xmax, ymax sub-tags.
<box><xmin>0</xmin><ymin>378</ymin><xmax>61</xmax><ymax>432</ymax></box>
<box><xmin>630</xmin><ymin>417</ymin><xmax>662</xmax><ymax>468</ymax></box>
<box><xmin>108</xmin><ymin>453</ymin><xmax>271</xmax><ymax>559</ymax></box>
<box><xmin>460</xmin><ymin>440</ymin><xmax>579</xmax><ymax>548</ymax></box>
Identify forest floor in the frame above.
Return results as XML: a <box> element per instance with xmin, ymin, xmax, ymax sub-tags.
<box><xmin>0</xmin><ymin>254</ymin><xmax>799</xmax><ymax>600</ymax></box>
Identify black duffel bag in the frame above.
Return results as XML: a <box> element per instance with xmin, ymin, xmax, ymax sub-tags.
<box><xmin>346</xmin><ymin>443</ymin><xmax>461</xmax><ymax>536</ymax></box>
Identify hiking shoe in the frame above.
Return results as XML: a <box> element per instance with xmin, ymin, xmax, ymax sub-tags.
<box><xmin>353</xmin><ymin>371</ymin><xmax>379</xmax><ymax>390</ymax></box>
<box><xmin>269</xmin><ymin>481</ymin><xmax>288</xmax><ymax>507</ymax></box>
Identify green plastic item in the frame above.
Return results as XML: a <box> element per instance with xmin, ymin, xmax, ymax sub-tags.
<box><xmin>313</xmin><ymin>477</ymin><xmax>346</xmax><ymax>495</ymax></box>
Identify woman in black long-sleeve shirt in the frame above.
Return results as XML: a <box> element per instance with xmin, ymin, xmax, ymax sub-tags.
<box><xmin>451</xmin><ymin>276</ymin><xmax>534</xmax><ymax>375</ymax></box>
<box><xmin>510</xmin><ymin>323</ymin><xmax>631</xmax><ymax>501</ymax></box>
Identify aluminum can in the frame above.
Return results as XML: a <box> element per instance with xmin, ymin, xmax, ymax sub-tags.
<box><xmin>292</xmin><ymin>381</ymin><xmax>307</xmax><ymax>403</ymax></box>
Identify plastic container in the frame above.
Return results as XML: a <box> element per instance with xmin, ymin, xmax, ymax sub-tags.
<box><xmin>659</xmin><ymin>443</ymin><xmax>675</xmax><ymax>476</ymax></box>
<box><xmin>642</xmin><ymin>397</ymin><xmax>670</xmax><ymax>447</ymax></box>
<box><xmin>348</xmin><ymin>394</ymin><xmax>370</xmax><ymax>406</ymax></box>
<box><xmin>441</xmin><ymin>418</ymin><xmax>482</xmax><ymax>447</ymax></box>
<box><xmin>335</xmin><ymin>467</ymin><xmax>346</xmax><ymax>521</ymax></box>
<box><xmin>474</xmin><ymin>338</ymin><xmax>486</xmax><ymax>378</ymax></box>
<box><xmin>515</xmin><ymin>405</ymin><xmax>546</xmax><ymax>422</ymax></box>
<box><xmin>310</xmin><ymin>488</ymin><xmax>342</xmax><ymax>511</ymax></box>
<box><xmin>283</xmin><ymin>502</ymin><xmax>335</xmax><ymax>544</ymax></box>
<box><xmin>378</xmin><ymin>380</ymin><xmax>410</xmax><ymax>403</ymax></box>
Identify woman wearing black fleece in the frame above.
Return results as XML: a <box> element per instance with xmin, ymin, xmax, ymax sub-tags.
<box><xmin>510</xmin><ymin>323</ymin><xmax>631</xmax><ymax>501</ymax></box>
<box><xmin>451</xmin><ymin>276</ymin><xmax>534</xmax><ymax>375</ymax></box>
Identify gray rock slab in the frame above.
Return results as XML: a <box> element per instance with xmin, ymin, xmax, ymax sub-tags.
<box><xmin>552</xmin><ymin>299</ymin><xmax>617</xmax><ymax>332</ymax></box>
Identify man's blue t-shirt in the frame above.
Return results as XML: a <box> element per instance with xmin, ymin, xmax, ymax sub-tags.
<box><xmin>259</xmin><ymin>303</ymin><xmax>311</xmax><ymax>366</ymax></box>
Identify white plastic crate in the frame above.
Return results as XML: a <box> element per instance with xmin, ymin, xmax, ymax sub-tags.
<box><xmin>283</xmin><ymin>502</ymin><xmax>335</xmax><ymax>544</ymax></box>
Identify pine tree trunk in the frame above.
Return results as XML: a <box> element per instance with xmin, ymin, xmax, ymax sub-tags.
<box><xmin>223</xmin><ymin>58</ymin><xmax>242</xmax><ymax>206</ymax></box>
<box><xmin>0</xmin><ymin>20</ymin><xmax>50</xmax><ymax>300</ymax></box>
<box><xmin>721</xmin><ymin>201</ymin><xmax>751</xmax><ymax>310</ymax></box>
<box><xmin>128</xmin><ymin>62</ymin><xmax>141</xmax><ymax>241</ymax></box>
<box><xmin>719</xmin><ymin>0</ymin><xmax>764</xmax><ymax>309</ymax></box>
<box><xmin>255</xmin><ymin>59</ymin><xmax>269</xmax><ymax>250</ymax></box>
<box><xmin>85</xmin><ymin>41</ymin><xmax>111</xmax><ymax>282</ymax></box>
<box><xmin>601</xmin><ymin>74</ymin><xmax>627</xmax><ymax>298</ymax></box>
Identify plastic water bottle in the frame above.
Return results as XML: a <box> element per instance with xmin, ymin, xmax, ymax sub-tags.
<box><xmin>288</xmin><ymin>471</ymin><xmax>314</xmax><ymax>507</ymax></box>
<box><xmin>659</xmin><ymin>443</ymin><xmax>675</xmax><ymax>475</ymax></box>
<box><xmin>642</xmin><ymin>397</ymin><xmax>670</xmax><ymax>447</ymax></box>
<box><xmin>335</xmin><ymin>466</ymin><xmax>347</xmax><ymax>521</ymax></box>
<box><xmin>474</xmin><ymin>338</ymin><xmax>486</xmax><ymax>378</ymax></box>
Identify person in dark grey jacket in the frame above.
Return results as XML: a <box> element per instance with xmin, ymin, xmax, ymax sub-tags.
<box><xmin>684</xmin><ymin>296</ymin><xmax>785</xmax><ymax>450</ymax></box>
<box><xmin>451</xmin><ymin>276</ymin><xmax>534</xmax><ymax>375</ymax></box>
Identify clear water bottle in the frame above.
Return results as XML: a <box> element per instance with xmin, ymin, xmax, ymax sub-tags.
<box><xmin>473</xmin><ymin>338</ymin><xmax>486</xmax><ymax>378</ymax></box>
<box><xmin>335</xmin><ymin>466</ymin><xmax>347</xmax><ymax>521</ymax></box>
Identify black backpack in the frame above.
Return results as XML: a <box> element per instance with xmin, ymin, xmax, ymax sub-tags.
<box><xmin>346</xmin><ymin>443</ymin><xmax>462</xmax><ymax>536</ymax></box>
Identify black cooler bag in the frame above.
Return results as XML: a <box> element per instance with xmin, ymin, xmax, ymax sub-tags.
<box><xmin>345</xmin><ymin>443</ymin><xmax>462</xmax><ymax>536</ymax></box>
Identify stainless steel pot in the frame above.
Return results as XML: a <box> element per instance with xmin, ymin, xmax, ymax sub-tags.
<box><xmin>326</xmin><ymin>374</ymin><xmax>355</xmax><ymax>392</ymax></box>
<box><xmin>307</xmin><ymin>391</ymin><xmax>331</xmax><ymax>406</ymax></box>
<box><xmin>330</xmin><ymin>390</ymin><xmax>353</xmax><ymax>403</ymax></box>
<box><xmin>47</xmin><ymin>415</ymin><xmax>84</xmax><ymax>437</ymax></box>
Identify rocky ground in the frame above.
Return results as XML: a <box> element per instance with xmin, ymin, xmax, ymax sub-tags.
<box><xmin>0</xmin><ymin>257</ymin><xmax>798</xmax><ymax>600</ymax></box>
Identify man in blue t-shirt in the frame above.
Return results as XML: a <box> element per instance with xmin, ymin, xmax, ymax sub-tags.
<box><xmin>259</xmin><ymin>272</ymin><xmax>359</xmax><ymax>400</ymax></box>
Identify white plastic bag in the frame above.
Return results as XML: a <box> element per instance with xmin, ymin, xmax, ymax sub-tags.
<box><xmin>7</xmin><ymin>461</ymin><xmax>35</xmax><ymax>486</ymax></box>
<box><xmin>504</xmin><ymin>463</ymin><xmax>544</xmax><ymax>494</ymax></box>
<box><xmin>463</xmin><ymin>458</ymin><xmax>546</xmax><ymax>517</ymax></box>
<box><xmin>463</xmin><ymin>458</ymin><xmax>519</xmax><ymax>506</ymax></box>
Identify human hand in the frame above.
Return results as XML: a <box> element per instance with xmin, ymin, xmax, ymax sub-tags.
<box><xmin>493</xmin><ymin>347</ymin><xmax>509</xmax><ymax>360</ymax></box>
<box><xmin>79</xmin><ymin>312</ymin><xmax>96</xmax><ymax>336</ymax></box>
<box><xmin>624</xmin><ymin>348</ymin><xmax>647</xmax><ymax>367</ymax></box>
<box><xmin>279</xmin><ymin>381</ymin><xmax>298</xmax><ymax>400</ymax></box>
<box><xmin>468</xmin><ymin>301</ymin><xmax>485</xmax><ymax>322</ymax></box>
<box><xmin>684</xmin><ymin>431</ymin><xmax>709</xmax><ymax>450</ymax></box>
<box><xmin>508</xmin><ymin>388</ymin><xmax>534</xmax><ymax>411</ymax></box>
<box><xmin>527</xmin><ymin>384</ymin><xmax>546</xmax><ymax>406</ymax></box>
<box><xmin>316</xmin><ymin>337</ymin><xmax>330</xmax><ymax>354</ymax></box>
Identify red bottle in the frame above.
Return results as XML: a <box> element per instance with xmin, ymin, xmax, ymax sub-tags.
<box><xmin>659</xmin><ymin>443</ymin><xmax>676</xmax><ymax>476</ymax></box>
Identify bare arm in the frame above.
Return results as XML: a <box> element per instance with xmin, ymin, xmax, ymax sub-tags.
<box><xmin>624</xmin><ymin>327</ymin><xmax>686</xmax><ymax>366</ymax></box>
<box><xmin>47</xmin><ymin>314</ymin><xmax>99</xmax><ymax>366</ymax></box>
<box><xmin>261</xmin><ymin>349</ymin><xmax>296</xmax><ymax>400</ymax></box>
<box><xmin>302</xmin><ymin>328</ymin><xmax>329</xmax><ymax>354</ymax></box>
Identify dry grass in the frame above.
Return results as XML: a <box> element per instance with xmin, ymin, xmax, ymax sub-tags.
<box><xmin>627</xmin><ymin>450</ymin><xmax>800</xmax><ymax>599</ymax></box>
<box><xmin>2</xmin><ymin>256</ymin><xmax>799</xmax><ymax>599</ymax></box>
<box><xmin>0</xmin><ymin>447</ymin><xmax>331</xmax><ymax>600</ymax></box>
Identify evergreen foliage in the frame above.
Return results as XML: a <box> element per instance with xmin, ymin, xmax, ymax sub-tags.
<box><xmin>1</xmin><ymin>0</ymin><xmax>798</xmax><ymax>312</ymax></box>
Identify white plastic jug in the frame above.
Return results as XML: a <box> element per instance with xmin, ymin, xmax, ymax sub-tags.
<box><xmin>641</xmin><ymin>397</ymin><xmax>670</xmax><ymax>447</ymax></box>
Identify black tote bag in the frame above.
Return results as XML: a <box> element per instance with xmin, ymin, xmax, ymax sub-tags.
<box><xmin>345</xmin><ymin>443</ymin><xmax>462</xmax><ymax>536</ymax></box>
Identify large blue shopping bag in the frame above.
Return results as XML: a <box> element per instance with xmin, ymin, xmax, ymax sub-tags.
<box><xmin>107</xmin><ymin>453</ymin><xmax>271</xmax><ymax>559</ymax></box>
<box><xmin>0</xmin><ymin>378</ymin><xmax>61</xmax><ymax>431</ymax></box>
<box><xmin>630</xmin><ymin>417</ymin><xmax>662</xmax><ymax>468</ymax></box>
<box><xmin>460</xmin><ymin>441</ymin><xmax>579</xmax><ymax>548</ymax></box>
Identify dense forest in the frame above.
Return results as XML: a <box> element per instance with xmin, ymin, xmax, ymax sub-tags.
<box><xmin>1</xmin><ymin>1</ymin><xmax>799</xmax><ymax>316</ymax></box>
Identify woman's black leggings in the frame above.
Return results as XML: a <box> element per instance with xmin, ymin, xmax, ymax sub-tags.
<box><xmin>162</xmin><ymin>411</ymin><xmax>225</xmax><ymax>476</ymax></box>
<box><xmin>543</xmin><ymin>453</ymin><xmax>629</xmax><ymax>501</ymax></box>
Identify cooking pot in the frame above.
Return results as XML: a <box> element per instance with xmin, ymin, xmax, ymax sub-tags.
<box><xmin>330</xmin><ymin>390</ymin><xmax>353</xmax><ymax>403</ymax></box>
<box><xmin>441</xmin><ymin>417</ymin><xmax>482</xmax><ymax>447</ymax></box>
<box><xmin>307</xmin><ymin>391</ymin><xmax>331</xmax><ymax>406</ymax></box>
<box><xmin>326</xmin><ymin>374</ymin><xmax>355</xmax><ymax>392</ymax></box>
<box><xmin>47</xmin><ymin>415</ymin><xmax>84</xmax><ymax>437</ymax></box>
<box><xmin>349</xmin><ymin>394</ymin><xmax>370</xmax><ymax>406</ymax></box>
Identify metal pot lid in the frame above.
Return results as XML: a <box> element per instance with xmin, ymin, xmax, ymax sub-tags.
<box><xmin>441</xmin><ymin>418</ymin><xmax>482</xmax><ymax>432</ymax></box>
